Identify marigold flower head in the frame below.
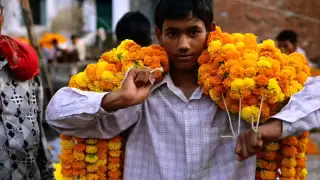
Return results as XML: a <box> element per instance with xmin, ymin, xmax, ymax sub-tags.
<box><xmin>262</xmin><ymin>160</ymin><xmax>277</xmax><ymax>170</ymax></box>
<box><xmin>208</xmin><ymin>40</ymin><xmax>222</xmax><ymax>56</ymax></box>
<box><xmin>260</xmin><ymin>170</ymin><xmax>278</xmax><ymax>179</ymax></box>
<box><xmin>299</xmin><ymin>132</ymin><xmax>309</xmax><ymax>138</ymax></box>
<box><xmin>86</xmin><ymin>145</ymin><xmax>98</xmax><ymax>154</ymax></box>
<box><xmin>265</xmin><ymin>142</ymin><xmax>280</xmax><ymax>151</ymax></box>
<box><xmin>281</xmin><ymin>167</ymin><xmax>296</xmax><ymax>177</ymax></box>
<box><xmin>198</xmin><ymin>50</ymin><xmax>210</xmax><ymax>65</ymax></box>
<box><xmin>257</xmin><ymin>58</ymin><xmax>272</xmax><ymax>68</ymax></box>
<box><xmin>108</xmin><ymin>150</ymin><xmax>122</xmax><ymax>157</ymax></box>
<box><xmin>296</xmin><ymin>157</ymin><xmax>307</xmax><ymax>168</ymax></box>
<box><xmin>86</xmin><ymin>139</ymin><xmax>98</xmax><ymax>145</ymax></box>
<box><xmin>282</xmin><ymin>136</ymin><xmax>298</xmax><ymax>146</ymax></box>
<box><xmin>241</xmin><ymin>106</ymin><xmax>260</xmax><ymax>123</ymax></box>
<box><xmin>281</xmin><ymin>157</ymin><xmax>297</xmax><ymax>168</ymax></box>
<box><xmin>108</xmin><ymin>170</ymin><xmax>122</xmax><ymax>179</ymax></box>
<box><xmin>264</xmin><ymin>151</ymin><xmax>279</xmax><ymax>161</ymax></box>
<box><xmin>282</xmin><ymin>146</ymin><xmax>298</xmax><ymax>157</ymax></box>
<box><xmin>229</xmin><ymin>65</ymin><xmax>245</xmax><ymax>79</ymax></box>
<box><xmin>85</xmin><ymin>154</ymin><xmax>98</xmax><ymax>163</ymax></box>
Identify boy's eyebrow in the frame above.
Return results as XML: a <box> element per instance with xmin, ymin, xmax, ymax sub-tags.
<box><xmin>164</xmin><ymin>25</ymin><xmax>202</xmax><ymax>32</ymax></box>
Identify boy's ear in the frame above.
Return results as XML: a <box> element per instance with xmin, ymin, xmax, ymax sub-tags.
<box><xmin>210</xmin><ymin>23</ymin><xmax>216</xmax><ymax>32</ymax></box>
<box><xmin>155</xmin><ymin>26</ymin><xmax>163</xmax><ymax>45</ymax></box>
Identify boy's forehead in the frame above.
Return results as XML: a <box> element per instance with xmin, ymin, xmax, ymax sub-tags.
<box><xmin>162</xmin><ymin>18</ymin><xmax>205</xmax><ymax>30</ymax></box>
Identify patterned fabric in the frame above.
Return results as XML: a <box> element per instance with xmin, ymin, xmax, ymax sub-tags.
<box><xmin>0</xmin><ymin>63</ymin><xmax>54</xmax><ymax>180</ymax></box>
<box><xmin>46</xmin><ymin>75</ymin><xmax>320</xmax><ymax>180</ymax></box>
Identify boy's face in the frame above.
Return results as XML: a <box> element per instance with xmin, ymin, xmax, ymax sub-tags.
<box><xmin>156</xmin><ymin>17</ymin><xmax>208</xmax><ymax>71</ymax></box>
<box><xmin>277</xmin><ymin>40</ymin><xmax>296</xmax><ymax>55</ymax></box>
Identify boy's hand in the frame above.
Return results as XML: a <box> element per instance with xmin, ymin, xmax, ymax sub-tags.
<box><xmin>101</xmin><ymin>68</ymin><xmax>156</xmax><ymax>111</ymax></box>
<box><xmin>119</xmin><ymin>68</ymin><xmax>156</xmax><ymax>106</ymax></box>
<box><xmin>235</xmin><ymin>119</ymin><xmax>282</xmax><ymax>161</ymax></box>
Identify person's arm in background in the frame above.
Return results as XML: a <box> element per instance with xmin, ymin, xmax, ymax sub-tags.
<box><xmin>46</xmin><ymin>68</ymin><xmax>155</xmax><ymax>139</ymax></box>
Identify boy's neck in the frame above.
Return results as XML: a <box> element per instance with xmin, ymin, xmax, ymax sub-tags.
<box><xmin>170</xmin><ymin>68</ymin><xmax>199</xmax><ymax>99</ymax></box>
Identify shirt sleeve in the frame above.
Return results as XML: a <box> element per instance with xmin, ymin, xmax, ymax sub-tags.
<box><xmin>45</xmin><ymin>87</ymin><xmax>141</xmax><ymax>139</ymax></box>
<box><xmin>271</xmin><ymin>77</ymin><xmax>320</xmax><ymax>138</ymax></box>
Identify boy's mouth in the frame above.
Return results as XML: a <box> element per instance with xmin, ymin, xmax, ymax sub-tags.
<box><xmin>175</xmin><ymin>54</ymin><xmax>194</xmax><ymax>61</ymax></box>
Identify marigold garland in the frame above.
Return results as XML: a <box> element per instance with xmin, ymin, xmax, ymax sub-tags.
<box><xmin>56</xmin><ymin>39</ymin><xmax>169</xmax><ymax>179</ymax></box>
<box><xmin>199</xmin><ymin>26</ymin><xmax>311</xmax><ymax>180</ymax></box>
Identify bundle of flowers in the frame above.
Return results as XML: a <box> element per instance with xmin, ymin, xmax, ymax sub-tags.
<box><xmin>198</xmin><ymin>26</ymin><xmax>311</xmax><ymax>180</ymax></box>
<box><xmin>39</xmin><ymin>33</ymin><xmax>67</xmax><ymax>49</ymax></box>
<box><xmin>55</xmin><ymin>40</ymin><xmax>169</xmax><ymax>180</ymax></box>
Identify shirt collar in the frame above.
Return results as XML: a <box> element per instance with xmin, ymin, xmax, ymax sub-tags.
<box><xmin>0</xmin><ymin>59</ymin><xmax>8</xmax><ymax>70</ymax></box>
<box><xmin>150</xmin><ymin>74</ymin><xmax>203</xmax><ymax>101</ymax></box>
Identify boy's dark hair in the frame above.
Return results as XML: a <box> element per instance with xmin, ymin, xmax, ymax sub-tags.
<box><xmin>155</xmin><ymin>0</ymin><xmax>213</xmax><ymax>31</ymax></box>
<box><xmin>116</xmin><ymin>11</ymin><xmax>151</xmax><ymax>46</ymax></box>
<box><xmin>276</xmin><ymin>30</ymin><xmax>298</xmax><ymax>44</ymax></box>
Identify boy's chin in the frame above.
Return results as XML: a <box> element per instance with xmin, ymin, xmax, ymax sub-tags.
<box><xmin>172</xmin><ymin>63</ymin><xmax>198</xmax><ymax>72</ymax></box>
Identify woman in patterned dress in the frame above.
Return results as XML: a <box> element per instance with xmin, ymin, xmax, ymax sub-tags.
<box><xmin>0</xmin><ymin>5</ymin><xmax>54</xmax><ymax>180</ymax></box>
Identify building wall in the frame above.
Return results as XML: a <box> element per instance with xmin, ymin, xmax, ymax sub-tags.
<box><xmin>214</xmin><ymin>0</ymin><xmax>320</xmax><ymax>61</ymax></box>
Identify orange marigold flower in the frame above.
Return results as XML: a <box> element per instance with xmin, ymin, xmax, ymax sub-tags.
<box><xmin>264</xmin><ymin>151</ymin><xmax>278</xmax><ymax>161</ymax></box>
<box><xmin>229</xmin><ymin>65</ymin><xmax>245</xmax><ymax>79</ymax></box>
<box><xmin>108</xmin><ymin>156</ymin><xmax>121</xmax><ymax>164</ymax></box>
<box><xmin>87</xmin><ymin>173</ymin><xmax>100</xmax><ymax>180</ymax></box>
<box><xmin>97</xmin><ymin>151</ymin><xmax>108</xmax><ymax>159</ymax></box>
<box><xmin>296</xmin><ymin>71</ymin><xmax>309</xmax><ymax>85</ymax></box>
<box><xmin>72</xmin><ymin>161</ymin><xmax>86</xmax><ymax>169</ymax></box>
<box><xmin>108</xmin><ymin>170</ymin><xmax>122</xmax><ymax>179</ymax></box>
<box><xmin>254</xmin><ymin>75</ymin><xmax>269</xmax><ymax>86</ymax></box>
<box><xmin>260</xmin><ymin>170</ymin><xmax>278</xmax><ymax>179</ymax></box>
<box><xmin>79</xmin><ymin>169</ymin><xmax>86</xmax><ymax>176</ymax></box>
<box><xmin>265</xmin><ymin>142</ymin><xmax>280</xmax><ymax>151</ymax></box>
<box><xmin>281</xmin><ymin>167</ymin><xmax>296</xmax><ymax>177</ymax></box>
<box><xmin>61</xmin><ymin>148</ymin><xmax>73</xmax><ymax>155</ymax></box>
<box><xmin>61</xmin><ymin>161</ymin><xmax>72</xmax><ymax>169</ymax></box>
<box><xmin>73</xmin><ymin>151</ymin><xmax>85</xmax><ymax>161</ymax></box>
<box><xmin>282</xmin><ymin>146</ymin><xmax>298</xmax><ymax>157</ymax></box>
<box><xmin>261</xmin><ymin>103</ymin><xmax>270</xmax><ymax>120</ymax></box>
<box><xmin>198</xmin><ymin>50</ymin><xmax>210</xmax><ymax>65</ymax></box>
<box><xmin>74</xmin><ymin>144</ymin><xmax>86</xmax><ymax>152</ymax></box>
<box><xmin>281</xmin><ymin>157</ymin><xmax>297</xmax><ymax>168</ymax></box>
<box><xmin>61</xmin><ymin>168</ymin><xmax>73</xmax><ymax>177</ymax></box>
<box><xmin>244</xmin><ymin>67</ymin><xmax>257</xmax><ymax>77</ymax></box>
<box><xmin>296</xmin><ymin>157</ymin><xmax>307</xmax><ymax>168</ymax></box>
<box><xmin>202</xmin><ymin>76</ymin><xmax>222</xmax><ymax>95</ymax></box>
<box><xmin>258</xmin><ymin>67</ymin><xmax>274</xmax><ymax>77</ymax></box>
<box><xmin>99</xmin><ymin>165</ymin><xmax>108</xmax><ymax>173</ymax></box>
<box><xmin>209</xmin><ymin>85</ymin><xmax>224</xmax><ymax>102</ymax></box>
<box><xmin>108</xmin><ymin>150</ymin><xmax>121</xmax><ymax>157</ymax></box>
<box><xmin>108</xmin><ymin>162</ymin><xmax>121</xmax><ymax>171</ymax></box>
<box><xmin>280</xmin><ymin>177</ymin><xmax>295</xmax><ymax>180</ymax></box>
<box><xmin>263</xmin><ymin>160</ymin><xmax>277</xmax><ymax>171</ymax></box>
<box><xmin>282</xmin><ymin>136</ymin><xmax>298</xmax><ymax>146</ymax></box>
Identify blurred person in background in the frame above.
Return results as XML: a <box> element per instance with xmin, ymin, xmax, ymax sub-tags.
<box><xmin>0</xmin><ymin>4</ymin><xmax>54</xmax><ymax>180</ymax></box>
<box><xmin>115</xmin><ymin>11</ymin><xmax>152</xmax><ymax>46</ymax></box>
<box><xmin>276</xmin><ymin>30</ymin><xmax>317</xmax><ymax>67</ymax></box>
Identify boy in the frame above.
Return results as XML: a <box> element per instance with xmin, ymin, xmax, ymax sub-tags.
<box><xmin>276</xmin><ymin>30</ymin><xmax>316</xmax><ymax>67</ymax></box>
<box><xmin>0</xmin><ymin>5</ymin><xmax>54</xmax><ymax>180</ymax></box>
<box><xmin>46</xmin><ymin>0</ymin><xmax>320</xmax><ymax>179</ymax></box>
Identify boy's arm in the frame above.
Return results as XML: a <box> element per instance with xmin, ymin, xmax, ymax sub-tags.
<box><xmin>236</xmin><ymin>77</ymin><xmax>320</xmax><ymax>160</ymax></box>
<box><xmin>46</xmin><ymin>68</ymin><xmax>155</xmax><ymax>139</ymax></box>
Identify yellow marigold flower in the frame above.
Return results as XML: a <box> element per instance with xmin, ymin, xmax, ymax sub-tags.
<box><xmin>298</xmin><ymin>137</ymin><xmax>308</xmax><ymax>144</ymax></box>
<box><xmin>75</xmin><ymin>72</ymin><xmax>88</xmax><ymax>88</ymax></box>
<box><xmin>87</xmin><ymin>173</ymin><xmax>100</xmax><ymax>180</ymax></box>
<box><xmin>209</xmin><ymin>86</ymin><xmax>223</xmax><ymax>102</ymax></box>
<box><xmin>208</xmin><ymin>40</ymin><xmax>222</xmax><ymax>56</ymax></box>
<box><xmin>265</xmin><ymin>142</ymin><xmax>280</xmax><ymax>151</ymax></box>
<box><xmin>235</xmin><ymin>42</ymin><xmax>244</xmax><ymax>51</ymax></box>
<box><xmin>243</xmin><ymin>33</ymin><xmax>257</xmax><ymax>49</ymax></box>
<box><xmin>101</xmin><ymin>70</ymin><xmax>115</xmax><ymax>82</ymax></box>
<box><xmin>281</xmin><ymin>157</ymin><xmax>297</xmax><ymax>168</ymax></box>
<box><xmin>85</xmin><ymin>154</ymin><xmax>98</xmax><ymax>163</ymax></box>
<box><xmin>118</xmin><ymin>39</ymin><xmax>141</xmax><ymax>53</ymax></box>
<box><xmin>86</xmin><ymin>145</ymin><xmax>98</xmax><ymax>154</ymax></box>
<box><xmin>241</xmin><ymin>106</ymin><xmax>260</xmax><ymax>123</ymax></box>
<box><xmin>281</xmin><ymin>167</ymin><xmax>296</xmax><ymax>177</ymax></box>
<box><xmin>231</xmin><ymin>78</ymin><xmax>244</xmax><ymax>92</ymax></box>
<box><xmin>86</xmin><ymin>164</ymin><xmax>99</xmax><ymax>173</ymax></box>
<box><xmin>243</xmin><ymin>78</ymin><xmax>255</xmax><ymax>89</ymax></box>
<box><xmin>73</xmin><ymin>151</ymin><xmax>85</xmax><ymax>161</ymax></box>
<box><xmin>100</xmin><ymin>48</ymin><xmax>119</xmax><ymax>63</ymax></box>
<box><xmin>108</xmin><ymin>162</ymin><xmax>120</xmax><ymax>171</ymax></box>
<box><xmin>243</xmin><ymin>51</ymin><xmax>258</xmax><ymax>61</ymax></box>
<box><xmin>231</xmin><ymin>33</ymin><xmax>245</xmax><ymax>42</ymax></box>
<box><xmin>108</xmin><ymin>141</ymin><xmax>122</xmax><ymax>151</ymax></box>
<box><xmin>86</xmin><ymin>139</ymin><xmax>98</xmax><ymax>145</ymax></box>
<box><xmin>97</xmin><ymin>159</ymin><xmax>107</xmax><ymax>166</ymax></box>
<box><xmin>257</xmin><ymin>58</ymin><xmax>272</xmax><ymax>68</ymax></box>
<box><xmin>296</xmin><ymin>153</ymin><xmax>306</xmax><ymax>159</ymax></box>
<box><xmin>108</xmin><ymin>150</ymin><xmax>121</xmax><ymax>157</ymax></box>
<box><xmin>68</xmin><ymin>75</ymin><xmax>78</xmax><ymax>88</ymax></box>
<box><xmin>258</xmin><ymin>39</ymin><xmax>279</xmax><ymax>53</ymax></box>
<box><xmin>61</xmin><ymin>140</ymin><xmax>75</xmax><ymax>149</ymax></box>
<box><xmin>299</xmin><ymin>168</ymin><xmax>308</xmax><ymax>177</ymax></box>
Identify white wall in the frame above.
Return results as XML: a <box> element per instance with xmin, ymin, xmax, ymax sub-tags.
<box><xmin>112</xmin><ymin>0</ymin><xmax>130</xmax><ymax>32</ymax></box>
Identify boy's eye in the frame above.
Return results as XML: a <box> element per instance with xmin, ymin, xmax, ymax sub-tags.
<box><xmin>166</xmin><ymin>31</ymin><xmax>177</xmax><ymax>38</ymax></box>
<box><xmin>189</xmin><ymin>29</ymin><xmax>201</xmax><ymax>37</ymax></box>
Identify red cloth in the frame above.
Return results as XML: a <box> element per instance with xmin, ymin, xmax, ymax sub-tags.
<box><xmin>0</xmin><ymin>35</ymin><xmax>40</xmax><ymax>81</ymax></box>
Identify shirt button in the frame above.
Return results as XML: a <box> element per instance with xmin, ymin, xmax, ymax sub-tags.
<box><xmin>187</xmin><ymin>105</ymin><xmax>192</xmax><ymax>109</ymax></box>
<box><xmin>189</xmin><ymin>139</ymin><xmax>194</xmax><ymax>144</ymax></box>
<box><xmin>190</xmin><ymin>174</ymin><xmax>196</xmax><ymax>179</ymax></box>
